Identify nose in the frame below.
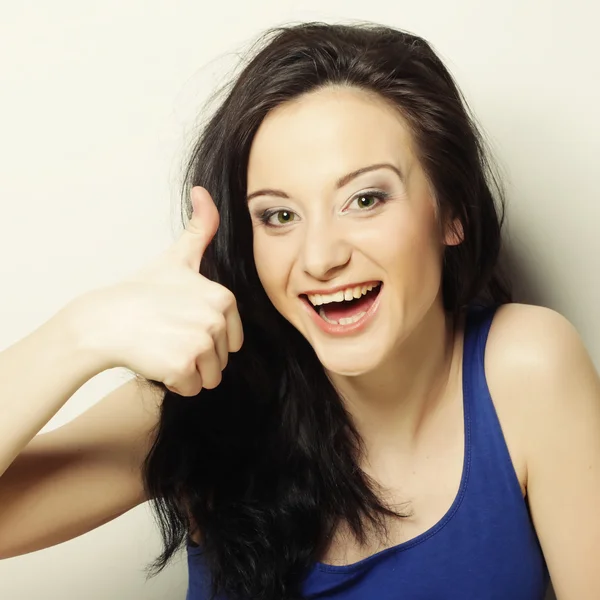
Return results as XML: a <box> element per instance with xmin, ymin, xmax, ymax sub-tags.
<box><xmin>300</xmin><ymin>220</ymin><xmax>351</xmax><ymax>281</ymax></box>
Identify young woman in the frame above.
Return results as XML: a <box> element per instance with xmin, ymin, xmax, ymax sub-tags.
<box><xmin>1</xmin><ymin>21</ymin><xmax>598</xmax><ymax>600</ymax></box>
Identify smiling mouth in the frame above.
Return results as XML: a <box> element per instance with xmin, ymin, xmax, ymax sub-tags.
<box><xmin>301</xmin><ymin>282</ymin><xmax>382</xmax><ymax>325</ymax></box>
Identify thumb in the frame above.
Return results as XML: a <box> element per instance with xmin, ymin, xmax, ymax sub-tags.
<box><xmin>173</xmin><ymin>186</ymin><xmax>220</xmax><ymax>271</ymax></box>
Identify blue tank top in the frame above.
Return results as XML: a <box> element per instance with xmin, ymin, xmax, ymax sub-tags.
<box><xmin>186</xmin><ymin>304</ymin><xmax>550</xmax><ymax>599</ymax></box>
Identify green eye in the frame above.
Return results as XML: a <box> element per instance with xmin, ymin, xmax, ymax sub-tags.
<box><xmin>357</xmin><ymin>195</ymin><xmax>376</xmax><ymax>208</ymax></box>
<box><xmin>277</xmin><ymin>210</ymin><xmax>294</xmax><ymax>224</ymax></box>
<box><xmin>349</xmin><ymin>191</ymin><xmax>389</xmax><ymax>212</ymax></box>
<box><xmin>256</xmin><ymin>208</ymin><xmax>298</xmax><ymax>227</ymax></box>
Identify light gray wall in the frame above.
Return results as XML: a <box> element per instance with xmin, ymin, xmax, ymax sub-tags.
<box><xmin>1</xmin><ymin>0</ymin><xmax>596</xmax><ymax>597</ymax></box>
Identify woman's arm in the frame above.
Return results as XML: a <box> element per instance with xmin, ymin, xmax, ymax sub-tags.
<box><xmin>0</xmin><ymin>187</ymin><xmax>241</xmax><ymax>557</ymax></box>
<box><xmin>0</xmin><ymin>297</ymin><xmax>162</xmax><ymax>558</ymax></box>
<box><xmin>0</xmin><ymin>376</ymin><xmax>161</xmax><ymax>559</ymax></box>
<box><xmin>0</xmin><ymin>298</ymin><xmax>108</xmax><ymax>478</ymax></box>
<box><xmin>510</xmin><ymin>307</ymin><xmax>600</xmax><ymax>599</ymax></box>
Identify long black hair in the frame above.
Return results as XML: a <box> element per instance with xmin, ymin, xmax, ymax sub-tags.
<box><xmin>141</xmin><ymin>21</ymin><xmax>512</xmax><ymax>600</ymax></box>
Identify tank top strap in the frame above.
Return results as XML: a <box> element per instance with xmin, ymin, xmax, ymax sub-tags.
<box><xmin>462</xmin><ymin>303</ymin><xmax>500</xmax><ymax>400</ymax></box>
<box><xmin>462</xmin><ymin>302</ymin><xmax>525</xmax><ymax>502</ymax></box>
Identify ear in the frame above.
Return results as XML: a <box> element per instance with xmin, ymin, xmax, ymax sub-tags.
<box><xmin>443</xmin><ymin>216</ymin><xmax>464</xmax><ymax>247</ymax></box>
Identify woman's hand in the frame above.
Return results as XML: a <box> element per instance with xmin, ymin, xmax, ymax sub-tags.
<box><xmin>69</xmin><ymin>186</ymin><xmax>244</xmax><ymax>396</ymax></box>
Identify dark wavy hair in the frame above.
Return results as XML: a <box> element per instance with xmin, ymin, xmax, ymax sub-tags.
<box><xmin>141</xmin><ymin>21</ymin><xmax>512</xmax><ymax>600</ymax></box>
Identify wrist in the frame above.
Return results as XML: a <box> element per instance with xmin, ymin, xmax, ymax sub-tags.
<box><xmin>57</xmin><ymin>288</ymin><xmax>119</xmax><ymax>374</ymax></box>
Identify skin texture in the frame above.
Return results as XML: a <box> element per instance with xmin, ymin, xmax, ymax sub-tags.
<box><xmin>246</xmin><ymin>84</ymin><xmax>467</xmax><ymax>564</ymax></box>
<box><xmin>247</xmin><ymin>86</ymin><xmax>463</xmax><ymax>450</ymax></box>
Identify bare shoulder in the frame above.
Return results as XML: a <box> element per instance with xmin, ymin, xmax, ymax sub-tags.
<box><xmin>485</xmin><ymin>304</ymin><xmax>600</xmax><ymax>595</ymax></box>
<box><xmin>482</xmin><ymin>302</ymin><xmax>597</xmax><ymax>493</ymax></box>
<box><xmin>485</xmin><ymin>302</ymin><xmax>582</xmax><ymax>368</ymax></box>
<box><xmin>485</xmin><ymin>301</ymin><xmax>592</xmax><ymax>398</ymax></box>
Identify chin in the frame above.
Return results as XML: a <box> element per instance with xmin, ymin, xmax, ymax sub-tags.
<box><xmin>315</xmin><ymin>348</ymin><xmax>385</xmax><ymax>378</ymax></box>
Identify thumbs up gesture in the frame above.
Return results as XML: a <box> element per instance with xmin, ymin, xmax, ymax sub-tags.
<box><xmin>167</xmin><ymin>185</ymin><xmax>221</xmax><ymax>273</ymax></box>
<box><xmin>72</xmin><ymin>187</ymin><xmax>244</xmax><ymax>396</ymax></box>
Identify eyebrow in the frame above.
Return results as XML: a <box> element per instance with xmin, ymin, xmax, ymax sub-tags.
<box><xmin>246</xmin><ymin>162</ymin><xmax>403</xmax><ymax>203</ymax></box>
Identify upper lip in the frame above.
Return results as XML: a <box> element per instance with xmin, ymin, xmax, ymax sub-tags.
<box><xmin>299</xmin><ymin>280</ymin><xmax>382</xmax><ymax>296</ymax></box>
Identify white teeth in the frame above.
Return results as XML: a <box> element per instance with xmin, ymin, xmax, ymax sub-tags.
<box><xmin>339</xmin><ymin>311</ymin><xmax>367</xmax><ymax>325</ymax></box>
<box><xmin>318</xmin><ymin>308</ymin><xmax>367</xmax><ymax>325</ymax></box>
<box><xmin>308</xmin><ymin>282</ymin><xmax>378</xmax><ymax>307</ymax></box>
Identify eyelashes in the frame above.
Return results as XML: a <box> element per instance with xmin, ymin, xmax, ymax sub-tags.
<box><xmin>254</xmin><ymin>189</ymin><xmax>391</xmax><ymax>228</ymax></box>
<box><xmin>258</xmin><ymin>208</ymin><xmax>297</xmax><ymax>227</ymax></box>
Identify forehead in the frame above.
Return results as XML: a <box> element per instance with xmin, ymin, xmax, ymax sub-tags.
<box><xmin>247</xmin><ymin>86</ymin><xmax>417</xmax><ymax>189</ymax></box>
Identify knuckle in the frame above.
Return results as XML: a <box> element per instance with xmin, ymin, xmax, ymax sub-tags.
<box><xmin>171</xmin><ymin>358</ymin><xmax>197</xmax><ymax>379</ymax></box>
<box><xmin>217</xmin><ymin>288</ymin><xmax>237</xmax><ymax>312</ymax></box>
<box><xmin>207</xmin><ymin>313</ymin><xmax>227</xmax><ymax>337</ymax></box>
<box><xmin>195</xmin><ymin>337</ymin><xmax>215</xmax><ymax>357</ymax></box>
<box><xmin>165</xmin><ymin>367</ymin><xmax>202</xmax><ymax>398</ymax></box>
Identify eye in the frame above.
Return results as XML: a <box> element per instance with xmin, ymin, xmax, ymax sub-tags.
<box><xmin>258</xmin><ymin>209</ymin><xmax>299</xmax><ymax>227</ymax></box>
<box><xmin>347</xmin><ymin>190</ymin><xmax>390</xmax><ymax>211</ymax></box>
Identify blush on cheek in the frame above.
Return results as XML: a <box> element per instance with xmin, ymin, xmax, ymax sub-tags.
<box><xmin>387</xmin><ymin>230</ymin><xmax>442</xmax><ymax>300</ymax></box>
<box><xmin>254</xmin><ymin>234</ymin><xmax>298</xmax><ymax>299</ymax></box>
<box><xmin>253</xmin><ymin>243</ymin><xmax>271</xmax><ymax>282</ymax></box>
<box><xmin>253</xmin><ymin>256</ymin><xmax>286</xmax><ymax>314</ymax></box>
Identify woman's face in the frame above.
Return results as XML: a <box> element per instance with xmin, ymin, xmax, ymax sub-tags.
<box><xmin>246</xmin><ymin>86</ymin><xmax>459</xmax><ymax>376</ymax></box>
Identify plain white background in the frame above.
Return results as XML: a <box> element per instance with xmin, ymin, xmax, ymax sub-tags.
<box><xmin>1</xmin><ymin>0</ymin><xmax>598</xmax><ymax>597</ymax></box>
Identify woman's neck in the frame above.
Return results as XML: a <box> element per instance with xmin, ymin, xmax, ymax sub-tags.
<box><xmin>327</xmin><ymin>302</ymin><xmax>462</xmax><ymax>454</ymax></box>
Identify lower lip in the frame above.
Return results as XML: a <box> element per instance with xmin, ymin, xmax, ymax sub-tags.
<box><xmin>301</xmin><ymin>285</ymin><xmax>383</xmax><ymax>336</ymax></box>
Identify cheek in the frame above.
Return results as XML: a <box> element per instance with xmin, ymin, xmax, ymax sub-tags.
<box><xmin>365</xmin><ymin>207</ymin><xmax>442</xmax><ymax>286</ymax></box>
<box><xmin>253</xmin><ymin>234</ymin><xmax>292</xmax><ymax>308</ymax></box>
<box><xmin>253</xmin><ymin>239</ymin><xmax>274</xmax><ymax>293</ymax></box>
